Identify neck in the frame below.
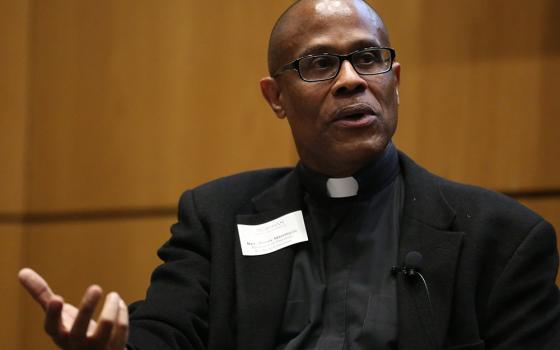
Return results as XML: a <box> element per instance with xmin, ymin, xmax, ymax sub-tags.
<box><xmin>297</xmin><ymin>142</ymin><xmax>400</xmax><ymax>199</ymax></box>
<box><xmin>302</xmin><ymin>157</ymin><xmax>377</xmax><ymax>178</ymax></box>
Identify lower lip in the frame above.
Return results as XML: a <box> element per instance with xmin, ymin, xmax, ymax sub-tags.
<box><xmin>333</xmin><ymin>114</ymin><xmax>376</xmax><ymax>128</ymax></box>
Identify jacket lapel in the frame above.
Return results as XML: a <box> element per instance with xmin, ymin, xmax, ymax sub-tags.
<box><xmin>234</xmin><ymin>170</ymin><xmax>304</xmax><ymax>350</ymax></box>
<box><xmin>397</xmin><ymin>153</ymin><xmax>465</xmax><ymax>350</ymax></box>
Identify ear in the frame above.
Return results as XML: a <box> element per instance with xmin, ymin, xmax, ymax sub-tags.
<box><xmin>260</xmin><ymin>77</ymin><xmax>287</xmax><ymax>119</ymax></box>
<box><xmin>392</xmin><ymin>62</ymin><xmax>401</xmax><ymax>105</ymax></box>
<box><xmin>392</xmin><ymin>61</ymin><xmax>401</xmax><ymax>85</ymax></box>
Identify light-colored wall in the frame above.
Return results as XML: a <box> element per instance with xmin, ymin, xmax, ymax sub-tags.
<box><xmin>2</xmin><ymin>1</ymin><xmax>559</xmax><ymax>349</ymax></box>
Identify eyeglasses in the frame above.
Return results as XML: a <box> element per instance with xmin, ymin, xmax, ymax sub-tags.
<box><xmin>272</xmin><ymin>47</ymin><xmax>396</xmax><ymax>82</ymax></box>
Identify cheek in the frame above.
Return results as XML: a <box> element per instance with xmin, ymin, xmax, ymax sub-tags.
<box><xmin>281</xmin><ymin>86</ymin><xmax>328</xmax><ymax>126</ymax></box>
<box><xmin>379</xmin><ymin>92</ymin><xmax>398</xmax><ymax>133</ymax></box>
<box><xmin>364</xmin><ymin>78</ymin><xmax>399</xmax><ymax>138</ymax></box>
<box><xmin>370</xmin><ymin>78</ymin><xmax>398</xmax><ymax>112</ymax></box>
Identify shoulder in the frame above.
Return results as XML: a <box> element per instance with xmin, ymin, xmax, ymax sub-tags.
<box><xmin>177</xmin><ymin>167</ymin><xmax>294</xmax><ymax>213</ymax></box>
<box><xmin>439</xmin><ymin>177</ymin><xmax>541</xmax><ymax>225</ymax></box>
<box><xmin>398</xmin><ymin>151</ymin><xmax>545</xmax><ymax>240</ymax></box>
<box><xmin>194</xmin><ymin>167</ymin><xmax>293</xmax><ymax>196</ymax></box>
<box><xmin>398</xmin><ymin>152</ymin><xmax>558</xmax><ymax>297</ymax></box>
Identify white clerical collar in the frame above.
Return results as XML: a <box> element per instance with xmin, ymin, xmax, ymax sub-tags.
<box><xmin>326</xmin><ymin>177</ymin><xmax>359</xmax><ymax>198</ymax></box>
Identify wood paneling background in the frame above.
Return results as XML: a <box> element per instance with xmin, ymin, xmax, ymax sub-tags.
<box><xmin>26</xmin><ymin>0</ymin><xmax>295</xmax><ymax>213</ymax></box>
<box><xmin>1</xmin><ymin>1</ymin><xmax>558</xmax><ymax>349</ymax></box>
<box><xmin>0</xmin><ymin>0</ymin><xmax>29</xmax><ymax>349</ymax></box>
<box><xmin>0</xmin><ymin>225</ymin><xmax>24</xmax><ymax>350</ymax></box>
<box><xmin>0</xmin><ymin>0</ymin><xmax>28</xmax><ymax>213</ymax></box>
<box><xmin>381</xmin><ymin>0</ymin><xmax>560</xmax><ymax>191</ymax></box>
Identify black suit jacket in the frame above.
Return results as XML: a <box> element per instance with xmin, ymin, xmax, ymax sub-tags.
<box><xmin>128</xmin><ymin>153</ymin><xmax>560</xmax><ymax>350</ymax></box>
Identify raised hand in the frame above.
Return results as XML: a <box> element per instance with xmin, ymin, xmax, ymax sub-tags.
<box><xmin>18</xmin><ymin>268</ymin><xmax>129</xmax><ymax>350</ymax></box>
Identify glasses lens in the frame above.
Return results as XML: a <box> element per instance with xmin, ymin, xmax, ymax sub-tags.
<box><xmin>299</xmin><ymin>55</ymin><xmax>340</xmax><ymax>81</ymax></box>
<box><xmin>352</xmin><ymin>48</ymin><xmax>392</xmax><ymax>75</ymax></box>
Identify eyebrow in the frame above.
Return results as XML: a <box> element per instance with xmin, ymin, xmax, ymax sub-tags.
<box><xmin>297</xmin><ymin>39</ymin><xmax>383</xmax><ymax>58</ymax></box>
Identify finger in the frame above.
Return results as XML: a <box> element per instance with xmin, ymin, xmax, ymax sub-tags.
<box><xmin>69</xmin><ymin>285</ymin><xmax>102</xmax><ymax>341</ymax></box>
<box><xmin>92</xmin><ymin>292</ymin><xmax>120</xmax><ymax>347</ymax></box>
<box><xmin>109</xmin><ymin>299</ymin><xmax>129</xmax><ymax>350</ymax></box>
<box><xmin>44</xmin><ymin>295</ymin><xmax>65</xmax><ymax>337</ymax></box>
<box><xmin>18</xmin><ymin>268</ymin><xmax>55</xmax><ymax>310</ymax></box>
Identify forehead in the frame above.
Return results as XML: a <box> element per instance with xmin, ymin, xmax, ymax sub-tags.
<box><xmin>281</xmin><ymin>0</ymin><xmax>387</xmax><ymax>59</ymax></box>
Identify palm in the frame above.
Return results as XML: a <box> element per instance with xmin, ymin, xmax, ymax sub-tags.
<box><xmin>18</xmin><ymin>268</ymin><xmax>129</xmax><ymax>350</ymax></box>
<box><xmin>60</xmin><ymin>303</ymin><xmax>97</xmax><ymax>336</ymax></box>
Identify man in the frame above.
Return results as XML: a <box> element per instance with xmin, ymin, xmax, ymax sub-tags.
<box><xmin>19</xmin><ymin>0</ymin><xmax>560</xmax><ymax>349</ymax></box>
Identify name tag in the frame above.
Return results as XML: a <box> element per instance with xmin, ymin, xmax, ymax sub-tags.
<box><xmin>237</xmin><ymin>210</ymin><xmax>308</xmax><ymax>256</ymax></box>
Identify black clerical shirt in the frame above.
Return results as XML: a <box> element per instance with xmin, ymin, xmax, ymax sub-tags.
<box><xmin>276</xmin><ymin>144</ymin><xmax>403</xmax><ymax>350</ymax></box>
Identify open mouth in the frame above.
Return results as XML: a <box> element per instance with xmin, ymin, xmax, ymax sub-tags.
<box><xmin>334</xmin><ymin>113</ymin><xmax>376</xmax><ymax>128</ymax></box>
<box><xmin>332</xmin><ymin>104</ymin><xmax>377</xmax><ymax>127</ymax></box>
<box><xmin>343</xmin><ymin>113</ymin><xmax>367</xmax><ymax>120</ymax></box>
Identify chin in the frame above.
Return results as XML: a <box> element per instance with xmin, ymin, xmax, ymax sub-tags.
<box><xmin>325</xmin><ymin>141</ymin><xmax>387</xmax><ymax>175</ymax></box>
<box><xmin>347</xmin><ymin>138</ymin><xmax>389</xmax><ymax>158</ymax></box>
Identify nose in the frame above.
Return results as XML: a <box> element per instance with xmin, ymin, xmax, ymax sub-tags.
<box><xmin>332</xmin><ymin>60</ymin><xmax>367</xmax><ymax>96</ymax></box>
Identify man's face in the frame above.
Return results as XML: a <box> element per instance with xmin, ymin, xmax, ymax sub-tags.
<box><xmin>262</xmin><ymin>0</ymin><xmax>400</xmax><ymax>177</ymax></box>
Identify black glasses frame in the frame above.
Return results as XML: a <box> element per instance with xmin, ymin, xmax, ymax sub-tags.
<box><xmin>272</xmin><ymin>47</ymin><xmax>396</xmax><ymax>82</ymax></box>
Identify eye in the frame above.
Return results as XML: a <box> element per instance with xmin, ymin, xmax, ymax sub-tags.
<box><xmin>300</xmin><ymin>55</ymin><xmax>337</xmax><ymax>72</ymax></box>
<box><xmin>354</xmin><ymin>51</ymin><xmax>382</xmax><ymax>66</ymax></box>
<box><xmin>309</xmin><ymin>56</ymin><xmax>335</xmax><ymax>70</ymax></box>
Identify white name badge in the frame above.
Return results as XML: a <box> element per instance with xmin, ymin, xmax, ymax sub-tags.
<box><xmin>237</xmin><ymin>210</ymin><xmax>308</xmax><ymax>256</ymax></box>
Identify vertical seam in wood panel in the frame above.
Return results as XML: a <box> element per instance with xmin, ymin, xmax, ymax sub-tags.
<box><xmin>21</xmin><ymin>0</ymin><xmax>34</xmax><ymax>264</ymax></box>
<box><xmin>20</xmin><ymin>0</ymin><xmax>34</xmax><ymax>348</ymax></box>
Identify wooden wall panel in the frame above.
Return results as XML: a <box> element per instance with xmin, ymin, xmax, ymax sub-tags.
<box><xmin>26</xmin><ymin>0</ymin><xmax>295</xmax><ymax>213</ymax></box>
<box><xmin>23</xmin><ymin>0</ymin><xmax>560</xmax><ymax>213</ymax></box>
<box><xmin>377</xmin><ymin>0</ymin><xmax>560</xmax><ymax>192</ymax></box>
<box><xmin>0</xmin><ymin>0</ymin><xmax>29</xmax><ymax>348</ymax></box>
<box><xmin>0</xmin><ymin>0</ymin><xmax>29</xmax><ymax>213</ymax></box>
<box><xmin>0</xmin><ymin>225</ymin><xmax>24</xmax><ymax>350</ymax></box>
<box><xmin>21</xmin><ymin>217</ymin><xmax>174</xmax><ymax>350</ymax></box>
